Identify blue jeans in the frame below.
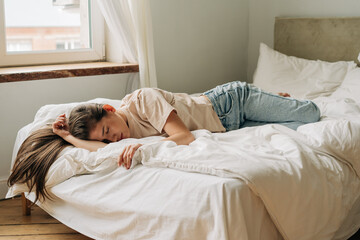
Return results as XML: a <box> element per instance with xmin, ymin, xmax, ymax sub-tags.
<box><xmin>203</xmin><ymin>81</ymin><xmax>320</xmax><ymax>130</ymax></box>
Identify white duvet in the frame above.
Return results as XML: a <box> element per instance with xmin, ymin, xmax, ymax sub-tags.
<box><xmin>7</xmin><ymin>104</ymin><xmax>360</xmax><ymax>240</ymax></box>
<box><xmin>7</xmin><ymin>68</ymin><xmax>360</xmax><ymax>240</ymax></box>
<box><xmin>7</xmin><ymin>102</ymin><xmax>360</xmax><ymax>240</ymax></box>
<box><xmin>60</xmin><ymin>117</ymin><xmax>357</xmax><ymax>240</ymax></box>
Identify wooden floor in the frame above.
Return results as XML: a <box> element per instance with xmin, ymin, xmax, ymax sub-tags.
<box><xmin>0</xmin><ymin>196</ymin><xmax>92</xmax><ymax>240</ymax></box>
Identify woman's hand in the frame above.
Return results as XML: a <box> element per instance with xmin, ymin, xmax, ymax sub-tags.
<box><xmin>52</xmin><ymin>114</ymin><xmax>71</xmax><ymax>139</ymax></box>
<box><xmin>118</xmin><ymin>143</ymin><xmax>143</xmax><ymax>170</ymax></box>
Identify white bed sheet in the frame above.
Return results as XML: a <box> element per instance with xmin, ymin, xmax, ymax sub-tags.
<box><xmin>12</xmin><ymin>66</ymin><xmax>360</xmax><ymax>240</ymax></box>
<box><xmin>23</xmin><ymin>121</ymin><xmax>360</xmax><ymax>240</ymax></box>
<box><xmin>28</xmin><ymin>166</ymin><xmax>282</xmax><ymax>240</ymax></box>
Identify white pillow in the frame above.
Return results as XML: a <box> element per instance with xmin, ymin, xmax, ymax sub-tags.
<box><xmin>330</xmin><ymin>67</ymin><xmax>360</xmax><ymax>103</ymax></box>
<box><xmin>6</xmin><ymin>98</ymin><xmax>123</xmax><ymax>199</ymax></box>
<box><xmin>253</xmin><ymin>43</ymin><xmax>356</xmax><ymax>100</ymax></box>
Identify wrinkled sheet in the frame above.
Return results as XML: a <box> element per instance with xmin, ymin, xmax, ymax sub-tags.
<box><xmin>30</xmin><ymin>166</ymin><xmax>282</xmax><ymax>240</ymax></box>
<box><xmin>6</xmin><ymin>98</ymin><xmax>283</xmax><ymax>240</ymax></box>
<box><xmin>71</xmin><ymin>118</ymin><xmax>359</xmax><ymax>240</ymax></box>
<box><xmin>11</xmin><ymin>94</ymin><xmax>360</xmax><ymax>240</ymax></box>
<box><xmin>31</xmin><ymin>117</ymin><xmax>359</xmax><ymax>239</ymax></box>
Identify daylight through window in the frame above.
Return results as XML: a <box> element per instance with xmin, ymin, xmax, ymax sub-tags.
<box><xmin>0</xmin><ymin>0</ymin><xmax>104</xmax><ymax>67</ymax></box>
<box><xmin>4</xmin><ymin>0</ymin><xmax>90</xmax><ymax>53</ymax></box>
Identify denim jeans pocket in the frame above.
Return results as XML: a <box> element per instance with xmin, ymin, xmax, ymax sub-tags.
<box><xmin>214</xmin><ymin>91</ymin><xmax>234</xmax><ymax>119</ymax></box>
<box><xmin>204</xmin><ymin>81</ymin><xmax>244</xmax><ymax>131</ymax></box>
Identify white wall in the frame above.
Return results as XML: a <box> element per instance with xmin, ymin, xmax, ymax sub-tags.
<box><xmin>248</xmin><ymin>0</ymin><xmax>360</xmax><ymax>82</ymax></box>
<box><xmin>150</xmin><ymin>0</ymin><xmax>249</xmax><ymax>93</ymax></box>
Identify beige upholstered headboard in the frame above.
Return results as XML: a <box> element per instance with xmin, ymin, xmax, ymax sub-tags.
<box><xmin>274</xmin><ymin>17</ymin><xmax>360</xmax><ymax>65</ymax></box>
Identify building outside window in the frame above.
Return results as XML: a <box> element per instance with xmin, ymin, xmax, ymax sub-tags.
<box><xmin>0</xmin><ymin>0</ymin><xmax>104</xmax><ymax>67</ymax></box>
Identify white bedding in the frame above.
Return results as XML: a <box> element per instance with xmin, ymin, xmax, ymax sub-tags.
<box><xmin>30</xmin><ymin>120</ymin><xmax>359</xmax><ymax>240</ymax></box>
<box><xmin>31</xmin><ymin>166</ymin><xmax>282</xmax><ymax>240</ymax></box>
<box><xmin>21</xmin><ymin>98</ymin><xmax>360</xmax><ymax>239</ymax></box>
<box><xmin>9</xmin><ymin>98</ymin><xmax>283</xmax><ymax>240</ymax></box>
<box><xmin>8</xmin><ymin>66</ymin><xmax>360</xmax><ymax>240</ymax></box>
<box><xmin>253</xmin><ymin>43</ymin><xmax>357</xmax><ymax>100</ymax></box>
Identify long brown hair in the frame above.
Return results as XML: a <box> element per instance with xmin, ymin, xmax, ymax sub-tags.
<box><xmin>7</xmin><ymin>103</ymin><xmax>107</xmax><ymax>202</ymax></box>
<box><xmin>7</xmin><ymin>126</ymin><xmax>70</xmax><ymax>203</ymax></box>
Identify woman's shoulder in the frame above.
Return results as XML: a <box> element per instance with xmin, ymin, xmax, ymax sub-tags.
<box><xmin>121</xmin><ymin>88</ymin><xmax>175</xmax><ymax>106</ymax></box>
<box><xmin>138</xmin><ymin>88</ymin><xmax>175</xmax><ymax>102</ymax></box>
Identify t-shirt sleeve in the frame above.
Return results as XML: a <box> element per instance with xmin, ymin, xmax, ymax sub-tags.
<box><xmin>136</xmin><ymin>88</ymin><xmax>176</xmax><ymax>133</ymax></box>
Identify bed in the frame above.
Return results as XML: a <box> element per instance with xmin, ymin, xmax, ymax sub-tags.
<box><xmin>6</xmin><ymin>17</ymin><xmax>360</xmax><ymax>240</ymax></box>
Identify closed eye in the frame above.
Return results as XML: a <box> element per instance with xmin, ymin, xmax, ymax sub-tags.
<box><xmin>102</xmin><ymin>126</ymin><xmax>109</xmax><ymax>136</ymax></box>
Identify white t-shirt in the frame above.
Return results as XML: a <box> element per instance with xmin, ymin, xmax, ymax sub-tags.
<box><xmin>119</xmin><ymin>88</ymin><xmax>225</xmax><ymax>138</ymax></box>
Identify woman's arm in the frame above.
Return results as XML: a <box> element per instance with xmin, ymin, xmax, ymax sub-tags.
<box><xmin>53</xmin><ymin>114</ymin><xmax>107</xmax><ymax>152</ymax></box>
<box><xmin>162</xmin><ymin>110</ymin><xmax>195</xmax><ymax>145</ymax></box>
<box><xmin>61</xmin><ymin>135</ymin><xmax>107</xmax><ymax>152</ymax></box>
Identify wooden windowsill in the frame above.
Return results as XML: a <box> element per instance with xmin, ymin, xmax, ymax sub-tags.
<box><xmin>0</xmin><ymin>62</ymin><xmax>139</xmax><ymax>83</ymax></box>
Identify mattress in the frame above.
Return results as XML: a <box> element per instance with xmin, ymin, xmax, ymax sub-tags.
<box><xmin>22</xmin><ymin>117</ymin><xmax>360</xmax><ymax>240</ymax></box>
<box><xmin>28</xmin><ymin>166</ymin><xmax>282</xmax><ymax>240</ymax></box>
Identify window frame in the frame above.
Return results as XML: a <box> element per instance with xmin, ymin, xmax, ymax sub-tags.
<box><xmin>0</xmin><ymin>0</ymin><xmax>105</xmax><ymax>67</ymax></box>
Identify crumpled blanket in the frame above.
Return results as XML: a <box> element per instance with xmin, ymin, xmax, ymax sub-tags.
<box><xmin>7</xmin><ymin>118</ymin><xmax>360</xmax><ymax>240</ymax></box>
<box><xmin>84</xmin><ymin>119</ymin><xmax>360</xmax><ymax>240</ymax></box>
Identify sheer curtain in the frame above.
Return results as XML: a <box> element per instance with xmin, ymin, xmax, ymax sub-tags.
<box><xmin>96</xmin><ymin>0</ymin><xmax>157</xmax><ymax>88</ymax></box>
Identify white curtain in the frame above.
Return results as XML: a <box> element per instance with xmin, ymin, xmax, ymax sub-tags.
<box><xmin>96</xmin><ymin>0</ymin><xmax>157</xmax><ymax>88</ymax></box>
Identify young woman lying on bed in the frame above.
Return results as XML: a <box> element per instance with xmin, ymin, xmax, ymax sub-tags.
<box><xmin>7</xmin><ymin>81</ymin><xmax>320</xmax><ymax>203</ymax></box>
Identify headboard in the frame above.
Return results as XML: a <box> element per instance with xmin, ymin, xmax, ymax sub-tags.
<box><xmin>274</xmin><ymin>17</ymin><xmax>360</xmax><ymax>65</ymax></box>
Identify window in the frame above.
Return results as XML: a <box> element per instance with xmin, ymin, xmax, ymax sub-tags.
<box><xmin>0</xmin><ymin>0</ymin><xmax>104</xmax><ymax>67</ymax></box>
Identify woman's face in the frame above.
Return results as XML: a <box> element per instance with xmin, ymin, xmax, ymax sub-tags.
<box><xmin>88</xmin><ymin>112</ymin><xmax>130</xmax><ymax>143</ymax></box>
